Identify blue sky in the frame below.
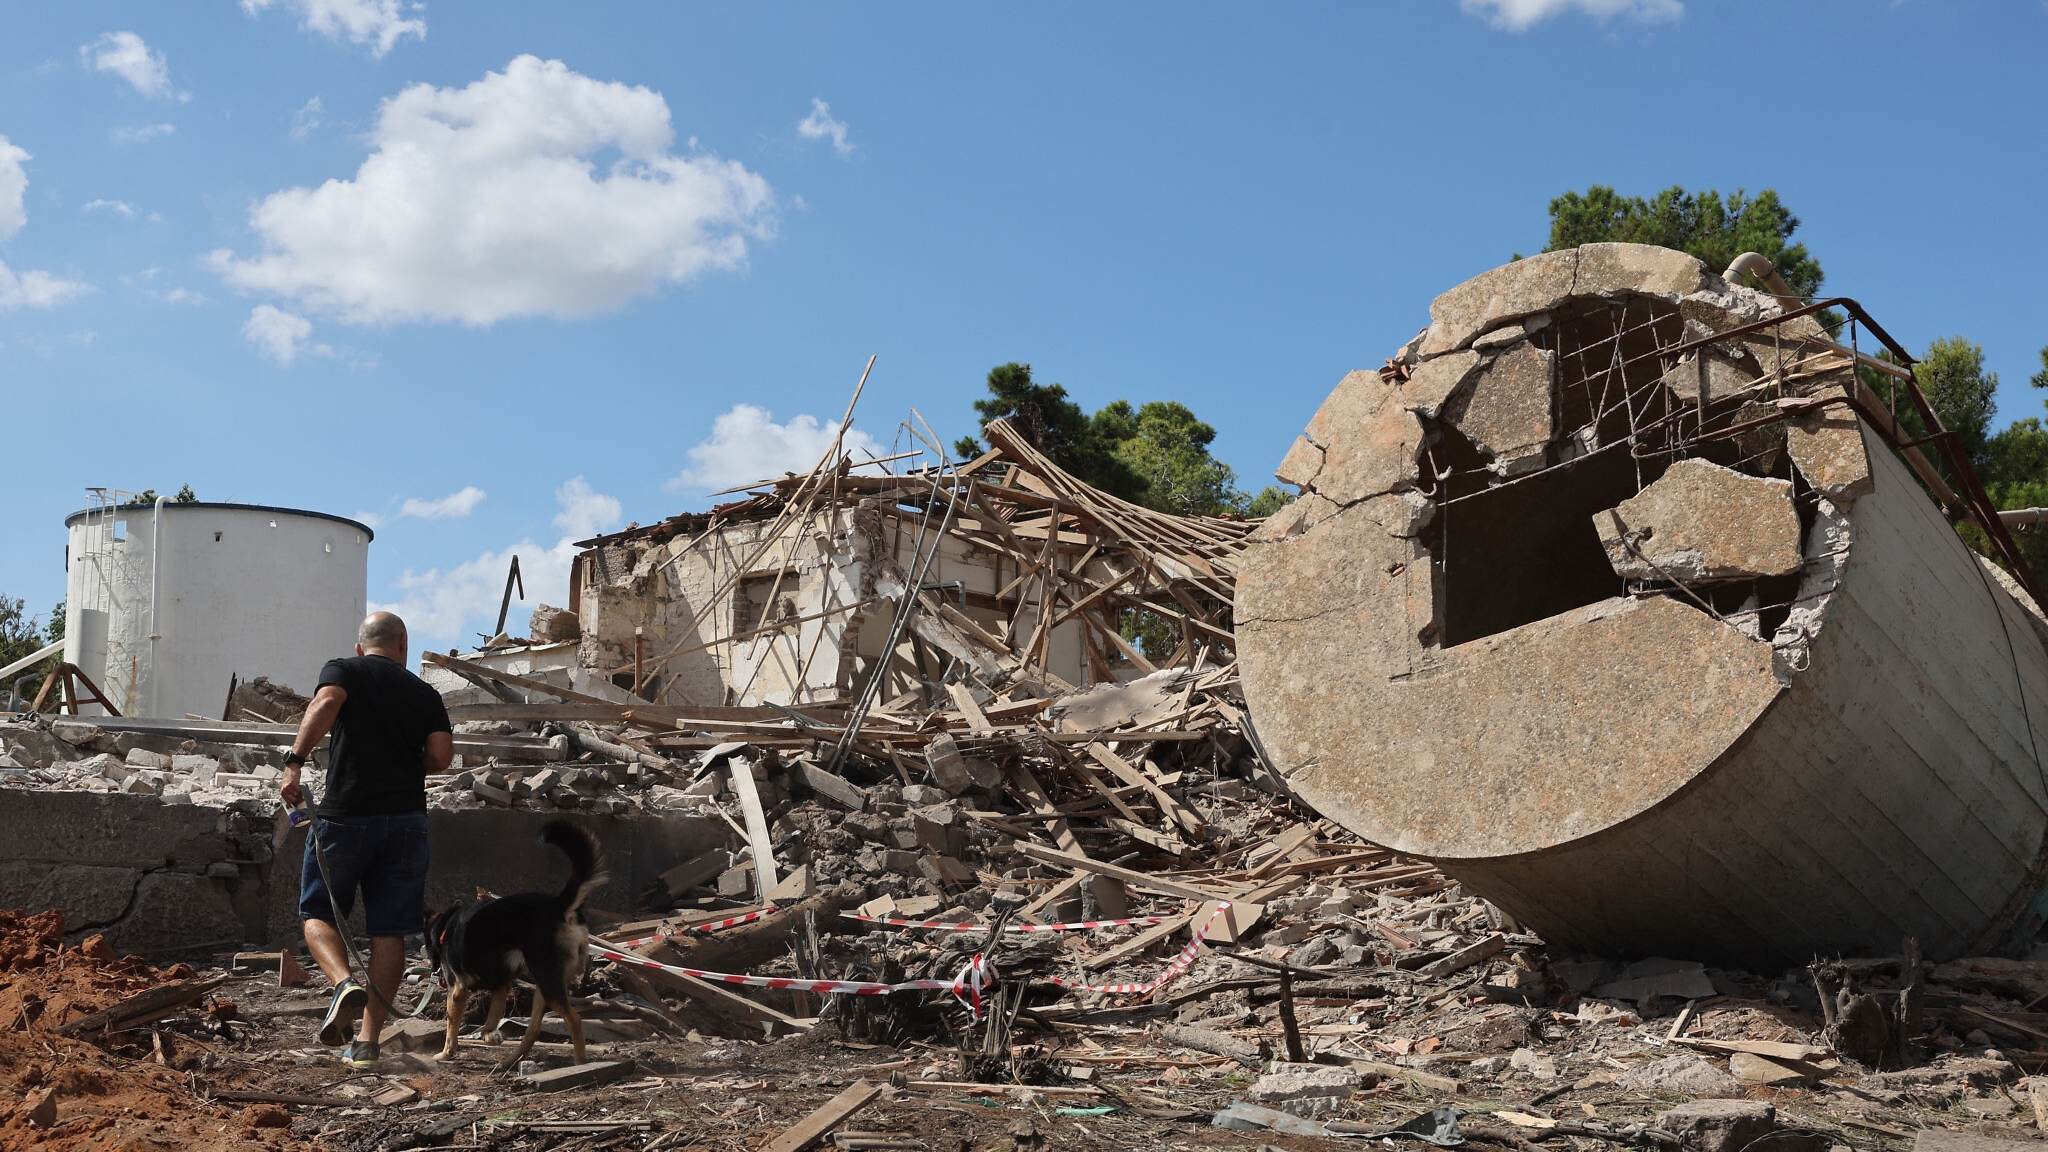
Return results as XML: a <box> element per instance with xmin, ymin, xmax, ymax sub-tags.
<box><xmin>3</xmin><ymin>0</ymin><xmax>2044</xmax><ymax>652</ymax></box>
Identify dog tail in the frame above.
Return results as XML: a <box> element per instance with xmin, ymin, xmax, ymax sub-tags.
<box><xmin>540</xmin><ymin>819</ymin><xmax>607</xmax><ymax>916</ymax></box>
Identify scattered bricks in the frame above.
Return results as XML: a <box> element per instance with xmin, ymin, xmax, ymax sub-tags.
<box><xmin>1654</xmin><ymin>1100</ymin><xmax>1780</xmax><ymax>1152</ymax></box>
<box><xmin>918</xmin><ymin>855</ymin><xmax>974</xmax><ymax>888</ymax></box>
<box><xmin>718</xmin><ymin>862</ymin><xmax>757</xmax><ymax>898</ymax></box>
<box><xmin>472</xmin><ymin>778</ymin><xmax>513</xmax><ymax>807</ymax></box>
<box><xmin>900</xmin><ymin>784</ymin><xmax>952</xmax><ymax>806</ymax></box>
<box><xmin>171</xmin><ymin>754</ymin><xmax>219</xmax><ymax>783</ymax></box>
<box><xmin>877</xmin><ymin>850</ymin><xmax>920</xmax><ymax>876</ymax></box>
<box><xmin>125</xmin><ymin>748</ymin><xmax>172</xmax><ymax>769</ymax></box>
<box><xmin>120</xmin><ymin>774</ymin><xmax>159</xmax><ymax>796</ymax></box>
<box><xmin>81</xmin><ymin>753</ymin><xmax>129</xmax><ymax>783</ymax></box>
<box><xmin>841</xmin><ymin>812</ymin><xmax>889</xmax><ymax>843</ymax></box>
<box><xmin>1261</xmin><ymin>914</ymin><xmax>1310</xmax><ymax>942</ymax></box>
<box><xmin>683</xmin><ymin>774</ymin><xmax>725</xmax><ymax>798</ymax></box>
<box><xmin>372</xmin><ymin>1083</ymin><xmax>420</xmax><ymax>1106</ymax></box>
<box><xmin>526</xmin><ymin>768</ymin><xmax>561</xmax><ymax>793</ymax></box>
<box><xmin>1247</xmin><ymin>1063</ymin><xmax>1361</xmax><ymax>1117</ymax></box>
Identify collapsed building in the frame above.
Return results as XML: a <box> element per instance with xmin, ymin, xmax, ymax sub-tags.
<box><xmin>1235</xmin><ymin>242</ymin><xmax>2048</xmax><ymax>970</ymax></box>
<box><xmin>433</xmin><ymin>419</ymin><xmax>1257</xmax><ymax>711</ymax></box>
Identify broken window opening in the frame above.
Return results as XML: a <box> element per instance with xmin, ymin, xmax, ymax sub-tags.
<box><xmin>1426</xmin><ymin>426</ymin><xmax>1644</xmax><ymax>648</ymax></box>
<box><xmin>734</xmin><ymin>570</ymin><xmax>801</xmax><ymax>635</ymax></box>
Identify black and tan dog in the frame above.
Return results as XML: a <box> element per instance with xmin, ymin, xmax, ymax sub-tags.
<box><xmin>425</xmin><ymin>820</ymin><xmax>606</xmax><ymax>1066</ymax></box>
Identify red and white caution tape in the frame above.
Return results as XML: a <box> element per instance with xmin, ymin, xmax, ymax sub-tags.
<box><xmin>1037</xmin><ymin>901</ymin><xmax>1230</xmax><ymax>996</ymax></box>
<box><xmin>842</xmin><ymin>912</ymin><xmax>1180</xmax><ymax>933</ymax></box>
<box><xmin>589</xmin><ymin>942</ymin><xmax>996</xmax><ymax>1020</ymax></box>
<box><xmin>605</xmin><ymin>910</ymin><xmax>772</xmax><ymax>949</ymax></box>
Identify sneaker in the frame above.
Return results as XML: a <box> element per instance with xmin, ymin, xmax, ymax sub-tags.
<box><xmin>340</xmin><ymin>1038</ymin><xmax>380</xmax><ymax>1069</ymax></box>
<box><xmin>318</xmin><ymin>978</ymin><xmax>368</xmax><ymax>1046</ymax></box>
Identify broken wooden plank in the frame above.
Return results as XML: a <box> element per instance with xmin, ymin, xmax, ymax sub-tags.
<box><xmin>1083</xmin><ymin>913</ymin><xmax>1192</xmax><ymax>971</ymax></box>
<box><xmin>1087</xmin><ymin>743</ymin><xmax>1204</xmax><ymax>839</ymax></box>
<box><xmin>763</xmin><ymin>1080</ymin><xmax>883</xmax><ymax>1152</ymax></box>
<box><xmin>520</xmin><ymin>1059</ymin><xmax>637</xmax><ymax>1092</ymax></box>
<box><xmin>1245</xmin><ymin>824</ymin><xmax>1317</xmax><ymax>880</ymax></box>
<box><xmin>946</xmin><ymin>682</ymin><xmax>993</xmax><ymax>731</ymax></box>
<box><xmin>1008</xmin><ymin>840</ymin><xmax>1224</xmax><ymax>904</ymax></box>
<box><xmin>1417</xmin><ymin>933</ymin><xmax>1505</xmax><ymax>979</ymax></box>
<box><xmin>1157</xmin><ymin>1024</ymin><xmax>1264</xmax><ymax>1068</ymax></box>
<box><xmin>58</xmin><ymin>976</ymin><xmax>227</xmax><ymax>1035</ymax></box>
<box><xmin>726</xmin><ymin>755</ymin><xmax>779</xmax><ymax>895</ymax></box>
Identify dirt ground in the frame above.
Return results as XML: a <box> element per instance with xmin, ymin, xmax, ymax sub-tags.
<box><xmin>12</xmin><ymin>909</ymin><xmax>2048</xmax><ymax>1152</ymax></box>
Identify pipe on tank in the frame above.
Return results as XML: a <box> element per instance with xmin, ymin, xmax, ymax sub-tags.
<box><xmin>1722</xmin><ymin>252</ymin><xmax>1802</xmax><ymax>310</ymax></box>
<box><xmin>148</xmin><ymin>495</ymin><xmax>168</xmax><ymax>717</ymax></box>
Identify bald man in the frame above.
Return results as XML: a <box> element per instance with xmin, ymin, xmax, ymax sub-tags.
<box><xmin>281</xmin><ymin>611</ymin><xmax>454</xmax><ymax>1069</ymax></box>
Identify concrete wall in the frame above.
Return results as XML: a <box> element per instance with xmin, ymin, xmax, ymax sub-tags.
<box><xmin>0</xmin><ymin>790</ymin><xmax>729</xmax><ymax>959</ymax></box>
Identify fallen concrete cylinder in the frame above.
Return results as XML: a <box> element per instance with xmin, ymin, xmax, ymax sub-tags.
<box><xmin>1237</xmin><ymin>242</ymin><xmax>2048</xmax><ymax>970</ymax></box>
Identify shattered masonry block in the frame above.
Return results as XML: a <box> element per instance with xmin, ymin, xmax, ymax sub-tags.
<box><xmin>1594</xmin><ymin>459</ymin><xmax>1803</xmax><ymax>583</ymax></box>
<box><xmin>1661</xmin><ymin>343</ymin><xmax>1762</xmax><ymax>405</ymax></box>
<box><xmin>1787</xmin><ymin>387</ymin><xmax>1875</xmax><ymax>504</ymax></box>
<box><xmin>1448</xmin><ymin>343</ymin><xmax>1556</xmax><ymax>477</ymax></box>
<box><xmin>1420</xmin><ymin>248</ymin><xmax>1579</xmax><ymax>358</ymax></box>
<box><xmin>1654</xmin><ymin>1100</ymin><xmax>1781</xmax><ymax>1152</ymax></box>
<box><xmin>125</xmin><ymin>748</ymin><xmax>172</xmax><ymax>769</ymax></box>
<box><xmin>1247</xmin><ymin>1064</ymin><xmax>1361</xmax><ymax>1117</ymax></box>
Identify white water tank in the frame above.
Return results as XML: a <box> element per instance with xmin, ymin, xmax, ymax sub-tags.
<box><xmin>62</xmin><ymin>500</ymin><xmax>372</xmax><ymax>719</ymax></box>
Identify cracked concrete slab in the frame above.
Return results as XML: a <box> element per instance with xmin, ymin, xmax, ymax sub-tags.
<box><xmin>1594</xmin><ymin>459</ymin><xmax>1804</xmax><ymax>582</ymax></box>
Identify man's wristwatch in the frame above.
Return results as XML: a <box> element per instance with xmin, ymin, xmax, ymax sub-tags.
<box><xmin>283</xmin><ymin>751</ymin><xmax>307</xmax><ymax>769</ymax></box>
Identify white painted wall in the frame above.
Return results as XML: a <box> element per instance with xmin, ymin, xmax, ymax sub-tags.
<box><xmin>64</xmin><ymin>504</ymin><xmax>370</xmax><ymax>719</ymax></box>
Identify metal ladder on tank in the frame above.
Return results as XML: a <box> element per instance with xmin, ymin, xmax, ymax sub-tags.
<box><xmin>71</xmin><ymin>488</ymin><xmax>140</xmax><ymax>714</ymax></box>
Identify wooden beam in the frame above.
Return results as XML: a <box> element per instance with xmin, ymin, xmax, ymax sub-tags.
<box><xmin>422</xmin><ymin>650</ymin><xmax>612</xmax><ymax>705</ymax></box>
<box><xmin>763</xmin><ymin>1081</ymin><xmax>882</xmax><ymax>1152</ymax></box>
<box><xmin>1008</xmin><ymin>841</ymin><xmax>1227</xmax><ymax>904</ymax></box>
<box><xmin>1083</xmin><ymin>913</ymin><xmax>1192</xmax><ymax>970</ymax></box>
<box><xmin>1088</xmin><ymin>743</ymin><xmax>1205</xmax><ymax>839</ymax></box>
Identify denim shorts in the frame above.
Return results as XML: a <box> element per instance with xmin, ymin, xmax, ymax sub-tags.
<box><xmin>299</xmin><ymin>813</ymin><xmax>430</xmax><ymax>939</ymax></box>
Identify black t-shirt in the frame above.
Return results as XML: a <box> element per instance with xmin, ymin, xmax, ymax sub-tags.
<box><xmin>315</xmin><ymin>654</ymin><xmax>452</xmax><ymax>816</ymax></box>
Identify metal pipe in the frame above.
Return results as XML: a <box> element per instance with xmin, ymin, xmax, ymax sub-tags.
<box><xmin>148</xmin><ymin>495</ymin><xmax>168</xmax><ymax>718</ymax></box>
<box><xmin>1722</xmin><ymin>252</ymin><xmax>1801</xmax><ymax>310</ymax></box>
<box><xmin>2001</xmin><ymin>508</ymin><xmax>2048</xmax><ymax>527</ymax></box>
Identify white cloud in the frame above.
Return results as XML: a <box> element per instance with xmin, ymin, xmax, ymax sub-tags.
<box><xmin>667</xmin><ymin>404</ymin><xmax>883</xmax><ymax>496</ymax></box>
<box><xmin>798</xmin><ymin>98</ymin><xmax>854</xmax><ymax>157</ymax></box>
<box><xmin>1461</xmin><ymin>0</ymin><xmax>1681</xmax><ymax>29</ymax></box>
<box><xmin>84</xmin><ymin>198</ymin><xmax>136</xmax><ymax>216</ymax></box>
<box><xmin>554</xmin><ymin>476</ymin><xmax>622</xmax><ymax>539</ymax></box>
<box><xmin>0</xmin><ymin>138</ymin><xmax>92</xmax><ymax>311</ymax></box>
<box><xmin>159</xmin><ymin>287</ymin><xmax>205</xmax><ymax>305</ymax></box>
<box><xmin>112</xmin><ymin>123</ymin><xmax>176</xmax><ymax>143</ymax></box>
<box><xmin>399</xmin><ymin>485</ymin><xmax>487</xmax><ymax>520</ymax></box>
<box><xmin>241</xmin><ymin>303</ymin><xmax>331</xmax><ymax>364</ymax></box>
<box><xmin>0</xmin><ymin>139</ymin><xmax>26</xmax><ymax>241</ymax></box>
<box><xmin>242</xmin><ymin>0</ymin><xmax>427</xmax><ymax>57</ymax></box>
<box><xmin>210</xmin><ymin>56</ymin><xmax>775</xmax><ymax>326</ymax></box>
<box><xmin>290</xmin><ymin>96</ymin><xmax>323</xmax><ymax>139</ymax></box>
<box><xmin>82</xmin><ymin>32</ymin><xmax>186</xmax><ymax>100</ymax></box>
<box><xmin>370</xmin><ymin>476</ymin><xmax>622</xmax><ymax>644</ymax></box>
